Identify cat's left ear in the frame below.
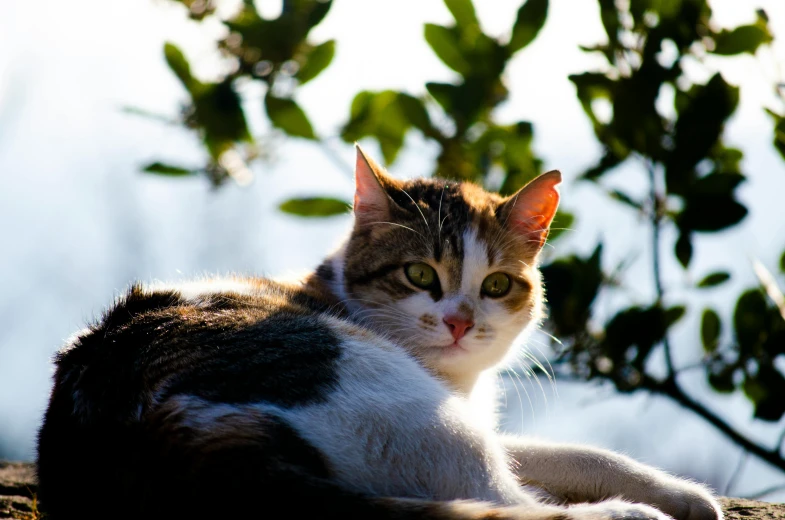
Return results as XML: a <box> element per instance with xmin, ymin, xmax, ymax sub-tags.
<box><xmin>498</xmin><ymin>170</ymin><xmax>562</xmax><ymax>251</ymax></box>
<box><xmin>353</xmin><ymin>144</ymin><xmax>396</xmax><ymax>226</ymax></box>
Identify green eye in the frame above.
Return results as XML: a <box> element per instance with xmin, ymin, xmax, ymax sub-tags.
<box><xmin>405</xmin><ymin>263</ymin><xmax>438</xmax><ymax>289</ymax></box>
<box><xmin>481</xmin><ymin>272</ymin><xmax>511</xmax><ymax>297</ymax></box>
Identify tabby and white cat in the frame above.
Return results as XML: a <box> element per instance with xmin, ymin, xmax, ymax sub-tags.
<box><xmin>37</xmin><ymin>147</ymin><xmax>723</xmax><ymax>520</ymax></box>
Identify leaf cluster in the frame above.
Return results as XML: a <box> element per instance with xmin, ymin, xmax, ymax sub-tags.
<box><xmin>141</xmin><ymin>0</ymin><xmax>335</xmax><ymax>186</ymax></box>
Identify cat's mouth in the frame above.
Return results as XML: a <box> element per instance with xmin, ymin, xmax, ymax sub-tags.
<box><xmin>441</xmin><ymin>340</ymin><xmax>467</xmax><ymax>351</ymax></box>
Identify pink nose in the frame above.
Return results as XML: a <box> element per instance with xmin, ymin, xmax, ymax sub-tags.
<box><xmin>443</xmin><ymin>316</ymin><xmax>474</xmax><ymax>341</ymax></box>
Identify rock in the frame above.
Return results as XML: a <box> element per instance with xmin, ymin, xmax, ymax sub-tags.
<box><xmin>0</xmin><ymin>462</ymin><xmax>37</xmax><ymax>519</ymax></box>
<box><xmin>721</xmin><ymin>498</ymin><xmax>785</xmax><ymax>520</ymax></box>
<box><xmin>0</xmin><ymin>460</ymin><xmax>782</xmax><ymax>519</ymax></box>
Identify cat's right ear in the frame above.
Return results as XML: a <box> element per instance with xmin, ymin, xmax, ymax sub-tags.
<box><xmin>354</xmin><ymin>145</ymin><xmax>392</xmax><ymax>226</ymax></box>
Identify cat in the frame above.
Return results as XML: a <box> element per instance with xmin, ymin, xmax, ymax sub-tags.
<box><xmin>36</xmin><ymin>146</ymin><xmax>723</xmax><ymax>520</ymax></box>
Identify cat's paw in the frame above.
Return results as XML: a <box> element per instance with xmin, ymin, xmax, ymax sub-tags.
<box><xmin>485</xmin><ymin>501</ymin><xmax>671</xmax><ymax>520</ymax></box>
<box><xmin>566</xmin><ymin>500</ymin><xmax>674</xmax><ymax>520</ymax></box>
<box><xmin>643</xmin><ymin>481</ymin><xmax>723</xmax><ymax>520</ymax></box>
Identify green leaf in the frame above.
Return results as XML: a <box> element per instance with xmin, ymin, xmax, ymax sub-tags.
<box><xmin>444</xmin><ymin>0</ymin><xmax>479</xmax><ymax>28</ymax></box>
<box><xmin>743</xmin><ymin>375</ymin><xmax>766</xmax><ymax>406</ymax></box>
<box><xmin>708</xmin><ymin>366</ymin><xmax>736</xmax><ymax>393</ymax></box>
<box><xmin>715</xmin><ymin>147</ymin><xmax>744</xmax><ymax>175</ymax></box>
<box><xmin>425</xmin><ymin>82</ymin><xmax>458</xmax><ymax>113</ymax></box>
<box><xmin>701</xmin><ymin>308</ymin><xmax>721</xmax><ymax>352</ymax></box>
<box><xmin>306</xmin><ymin>0</ymin><xmax>333</xmax><ymax>29</ymax></box>
<box><xmin>713</xmin><ymin>24</ymin><xmax>773</xmax><ymax>56</ymax></box>
<box><xmin>665</xmin><ymin>306</ymin><xmax>686</xmax><ymax>327</ymax></box>
<box><xmin>675</xmin><ymin>230</ymin><xmax>692</xmax><ymax>268</ymax></box>
<box><xmin>597</xmin><ymin>0</ymin><xmax>619</xmax><ymax>49</ymax></box>
<box><xmin>194</xmin><ymin>80</ymin><xmax>252</xmax><ymax>158</ymax></box>
<box><xmin>680</xmin><ymin>197</ymin><xmax>747</xmax><ymax>232</ymax></box>
<box><xmin>748</xmin><ymin>365</ymin><xmax>785</xmax><ymax>421</ymax></box>
<box><xmin>602</xmin><ymin>305</ymin><xmax>670</xmax><ymax>376</ymax></box>
<box><xmin>548</xmin><ymin>211</ymin><xmax>574</xmax><ymax>241</ymax></box>
<box><xmin>164</xmin><ymin>42</ymin><xmax>197</xmax><ymax>91</ymax></box>
<box><xmin>609</xmin><ymin>189</ymin><xmax>642</xmax><ymax>210</ymax></box>
<box><xmin>677</xmin><ymin>173</ymin><xmax>747</xmax><ymax>232</ymax></box>
<box><xmin>142</xmin><ymin>162</ymin><xmax>197</xmax><ymax>177</ymax></box>
<box><xmin>734</xmin><ymin>290</ymin><xmax>767</xmax><ymax>351</ymax></box>
<box><xmin>424</xmin><ymin>24</ymin><xmax>471</xmax><ymax>75</ymax></box>
<box><xmin>340</xmin><ymin>90</ymin><xmax>418</xmax><ymax>164</ymax></box>
<box><xmin>508</xmin><ymin>0</ymin><xmax>548</xmax><ymax>53</ymax></box>
<box><xmin>698</xmin><ymin>271</ymin><xmax>731</xmax><ymax>288</ymax></box>
<box><xmin>691</xmin><ymin>172</ymin><xmax>745</xmax><ymax>195</ymax></box>
<box><xmin>569</xmin><ymin>72</ymin><xmax>615</xmax><ymax>129</ymax></box>
<box><xmin>765</xmin><ymin>108</ymin><xmax>785</xmax><ymax>162</ymax></box>
<box><xmin>265</xmin><ymin>94</ymin><xmax>316</xmax><ymax>140</ymax></box>
<box><xmin>490</xmin><ymin>122</ymin><xmax>538</xmax><ymax>194</ymax></box>
<box><xmin>666</xmin><ymin>74</ymin><xmax>740</xmax><ymax>195</ymax></box>
<box><xmin>297</xmin><ymin>40</ymin><xmax>336</xmax><ymax>85</ymax></box>
<box><xmin>780</xmin><ymin>250</ymin><xmax>785</xmax><ymax>274</ymax></box>
<box><xmin>541</xmin><ymin>244</ymin><xmax>603</xmax><ymax>337</ymax></box>
<box><xmin>396</xmin><ymin>94</ymin><xmax>434</xmax><ymax>134</ymax></box>
<box><xmin>279</xmin><ymin>197</ymin><xmax>350</xmax><ymax>217</ymax></box>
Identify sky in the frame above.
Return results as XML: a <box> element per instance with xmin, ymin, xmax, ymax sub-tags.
<box><xmin>1</xmin><ymin>0</ymin><xmax>785</xmax><ymax>500</ymax></box>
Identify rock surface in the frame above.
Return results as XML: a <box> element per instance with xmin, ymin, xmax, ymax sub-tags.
<box><xmin>0</xmin><ymin>462</ymin><xmax>38</xmax><ymax>519</ymax></box>
<box><xmin>1</xmin><ymin>460</ymin><xmax>782</xmax><ymax>519</ymax></box>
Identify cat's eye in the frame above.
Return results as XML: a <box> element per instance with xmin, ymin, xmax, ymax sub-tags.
<box><xmin>481</xmin><ymin>272</ymin><xmax>511</xmax><ymax>298</ymax></box>
<box><xmin>405</xmin><ymin>263</ymin><xmax>438</xmax><ymax>289</ymax></box>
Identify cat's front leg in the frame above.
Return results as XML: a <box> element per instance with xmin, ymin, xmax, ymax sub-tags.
<box><xmin>501</xmin><ymin>436</ymin><xmax>723</xmax><ymax>520</ymax></box>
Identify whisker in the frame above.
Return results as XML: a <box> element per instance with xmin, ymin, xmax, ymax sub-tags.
<box><xmin>363</xmin><ymin>221</ymin><xmax>426</xmax><ymax>239</ymax></box>
<box><xmin>438</xmin><ymin>184</ymin><xmax>446</xmax><ymax>241</ymax></box>
<box><xmin>400</xmin><ymin>188</ymin><xmax>431</xmax><ymax>236</ymax></box>
<box><xmin>504</xmin><ymin>368</ymin><xmax>527</xmax><ymax>433</ymax></box>
<box><xmin>509</xmin><ymin>366</ymin><xmax>535</xmax><ymax>432</ymax></box>
<box><xmin>522</xmin><ymin>351</ymin><xmax>550</xmax><ymax>409</ymax></box>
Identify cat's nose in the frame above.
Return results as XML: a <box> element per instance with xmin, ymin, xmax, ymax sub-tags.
<box><xmin>443</xmin><ymin>316</ymin><xmax>474</xmax><ymax>341</ymax></box>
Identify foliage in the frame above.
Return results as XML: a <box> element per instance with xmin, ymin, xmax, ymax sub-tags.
<box><xmin>549</xmin><ymin>0</ymin><xmax>779</xmax><ymax>404</ymax></box>
<box><xmin>343</xmin><ymin>0</ymin><xmax>548</xmax><ymax>193</ymax></box>
<box><xmin>145</xmin><ymin>0</ymin><xmax>785</xmax><ymax>476</ymax></box>
<box><xmin>139</xmin><ymin>0</ymin><xmax>334</xmax><ymax>186</ymax></box>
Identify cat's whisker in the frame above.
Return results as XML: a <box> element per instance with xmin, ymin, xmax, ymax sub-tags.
<box><xmin>508</xmin><ymin>366</ymin><xmax>535</xmax><ymax>433</ymax></box>
<box><xmin>363</xmin><ymin>221</ymin><xmax>426</xmax><ymax>239</ymax></box>
<box><xmin>437</xmin><ymin>184</ymin><xmax>446</xmax><ymax>242</ymax></box>
<box><xmin>503</xmin><ymin>368</ymin><xmax>526</xmax><ymax>434</ymax></box>
<box><xmin>521</xmin><ymin>351</ymin><xmax>550</xmax><ymax>410</ymax></box>
<box><xmin>400</xmin><ymin>188</ymin><xmax>432</xmax><ymax>237</ymax></box>
<box><xmin>538</xmin><ymin>330</ymin><xmax>564</xmax><ymax>347</ymax></box>
<box><xmin>352</xmin><ymin>306</ymin><xmax>411</xmax><ymax>319</ymax></box>
<box><xmin>527</xmin><ymin>340</ymin><xmax>559</xmax><ymax>396</ymax></box>
<box><xmin>517</xmin><ymin>341</ymin><xmax>558</xmax><ymax>407</ymax></box>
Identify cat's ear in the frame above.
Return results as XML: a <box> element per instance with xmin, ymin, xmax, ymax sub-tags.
<box><xmin>353</xmin><ymin>144</ymin><xmax>395</xmax><ymax>225</ymax></box>
<box><xmin>498</xmin><ymin>170</ymin><xmax>562</xmax><ymax>251</ymax></box>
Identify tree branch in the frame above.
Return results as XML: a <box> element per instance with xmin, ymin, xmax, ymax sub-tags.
<box><xmin>646</xmin><ymin>160</ymin><xmax>675</xmax><ymax>378</ymax></box>
<box><xmin>643</xmin><ymin>376</ymin><xmax>785</xmax><ymax>473</ymax></box>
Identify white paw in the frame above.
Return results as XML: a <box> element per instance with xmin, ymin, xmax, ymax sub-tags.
<box><xmin>568</xmin><ymin>500</ymin><xmax>674</xmax><ymax>520</ymax></box>
<box><xmin>645</xmin><ymin>481</ymin><xmax>723</xmax><ymax>520</ymax></box>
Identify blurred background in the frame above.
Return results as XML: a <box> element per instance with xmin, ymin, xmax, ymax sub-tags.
<box><xmin>2</xmin><ymin>0</ymin><xmax>785</xmax><ymax>501</ymax></box>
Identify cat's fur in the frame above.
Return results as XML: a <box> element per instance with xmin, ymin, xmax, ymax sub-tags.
<box><xmin>37</xmin><ymin>147</ymin><xmax>723</xmax><ymax>520</ymax></box>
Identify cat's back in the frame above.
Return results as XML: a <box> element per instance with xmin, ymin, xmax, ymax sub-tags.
<box><xmin>36</xmin><ymin>276</ymin><xmax>385</xmax><ymax>518</ymax></box>
<box><xmin>48</xmin><ymin>278</ymin><xmax>347</xmax><ymax>419</ymax></box>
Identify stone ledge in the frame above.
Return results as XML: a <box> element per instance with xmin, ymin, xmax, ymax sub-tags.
<box><xmin>1</xmin><ymin>461</ymin><xmax>782</xmax><ymax>519</ymax></box>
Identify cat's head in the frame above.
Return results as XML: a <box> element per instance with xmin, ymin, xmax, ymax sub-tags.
<box><xmin>332</xmin><ymin>146</ymin><xmax>560</xmax><ymax>391</ymax></box>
